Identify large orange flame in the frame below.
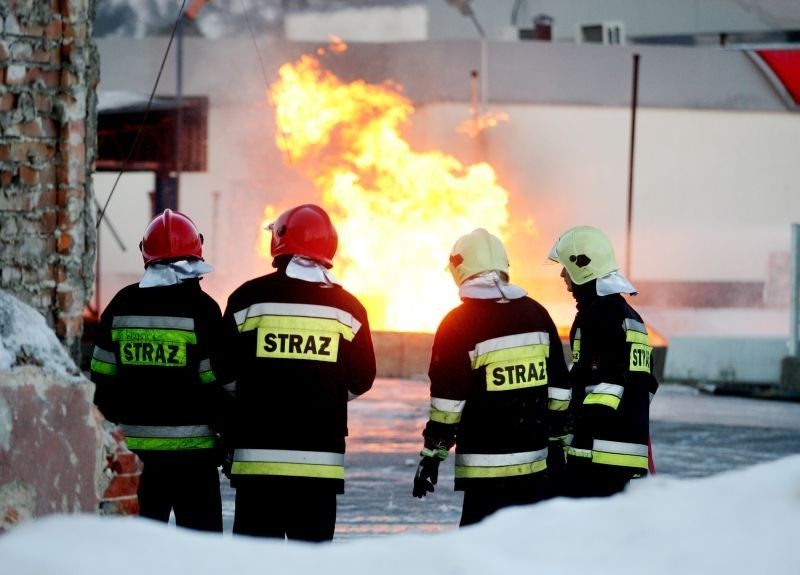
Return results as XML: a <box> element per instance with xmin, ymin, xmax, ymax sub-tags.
<box><xmin>262</xmin><ymin>41</ymin><xmax>513</xmax><ymax>333</ymax></box>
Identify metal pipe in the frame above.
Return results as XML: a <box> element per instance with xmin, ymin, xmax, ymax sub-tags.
<box><xmin>625</xmin><ymin>53</ymin><xmax>640</xmax><ymax>278</ymax></box>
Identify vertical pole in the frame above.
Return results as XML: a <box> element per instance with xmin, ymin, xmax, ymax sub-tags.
<box><xmin>625</xmin><ymin>53</ymin><xmax>640</xmax><ymax>277</ymax></box>
<box><xmin>173</xmin><ymin>12</ymin><xmax>184</xmax><ymax>210</ymax></box>
<box><xmin>791</xmin><ymin>223</ymin><xmax>800</xmax><ymax>357</ymax></box>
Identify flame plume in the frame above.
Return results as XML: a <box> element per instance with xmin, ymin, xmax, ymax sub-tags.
<box><xmin>263</xmin><ymin>42</ymin><xmax>512</xmax><ymax>333</ymax></box>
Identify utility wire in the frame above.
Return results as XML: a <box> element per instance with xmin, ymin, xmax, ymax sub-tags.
<box><xmin>95</xmin><ymin>0</ymin><xmax>189</xmax><ymax>229</ymax></box>
<box><xmin>238</xmin><ymin>0</ymin><xmax>294</xmax><ymax>165</ymax></box>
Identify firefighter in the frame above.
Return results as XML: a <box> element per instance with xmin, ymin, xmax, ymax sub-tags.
<box><xmin>548</xmin><ymin>225</ymin><xmax>659</xmax><ymax>497</ymax></box>
<box><xmin>412</xmin><ymin>228</ymin><xmax>571</xmax><ymax>526</ymax></box>
<box><xmin>91</xmin><ymin>209</ymin><xmax>229</xmax><ymax>531</ymax></box>
<box><xmin>222</xmin><ymin>204</ymin><xmax>376</xmax><ymax>542</ymax></box>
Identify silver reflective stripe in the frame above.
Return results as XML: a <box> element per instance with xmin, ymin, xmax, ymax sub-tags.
<box><xmin>223</xmin><ymin>381</ymin><xmax>236</xmax><ymax>393</ymax></box>
<box><xmin>592</xmin><ymin>382</ymin><xmax>624</xmax><ymax>398</ymax></box>
<box><xmin>649</xmin><ymin>391</ymin><xmax>655</xmax><ymax>403</ymax></box>
<box><xmin>574</xmin><ymin>328</ymin><xmax>581</xmax><ymax>340</ymax></box>
<box><xmin>468</xmin><ymin>331</ymin><xmax>550</xmax><ymax>362</ymax></box>
<box><xmin>584</xmin><ymin>384</ymin><xmax>597</xmax><ymax>394</ymax></box>
<box><xmin>348</xmin><ymin>390</ymin><xmax>360</xmax><ymax>401</ymax></box>
<box><xmin>92</xmin><ymin>347</ymin><xmax>116</xmax><ymax>363</ymax></box>
<box><xmin>120</xmin><ymin>424</ymin><xmax>214</xmax><ymax>438</ymax></box>
<box><xmin>593</xmin><ymin>439</ymin><xmax>649</xmax><ymax>457</ymax></box>
<box><xmin>112</xmin><ymin>315</ymin><xmax>195</xmax><ymax>330</ymax></box>
<box><xmin>623</xmin><ymin>318</ymin><xmax>647</xmax><ymax>334</ymax></box>
<box><xmin>548</xmin><ymin>387</ymin><xmax>571</xmax><ymax>400</ymax></box>
<box><xmin>233</xmin><ymin>303</ymin><xmax>361</xmax><ymax>334</ymax></box>
<box><xmin>234</xmin><ymin>448</ymin><xmax>344</xmax><ymax>466</ymax></box>
<box><xmin>456</xmin><ymin>448</ymin><xmax>548</xmax><ymax>467</ymax></box>
<box><xmin>198</xmin><ymin>358</ymin><xmax>212</xmax><ymax>372</ymax></box>
<box><xmin>431</xmin><ymin>397</ymin><xmax>466</xmax><ymax>413</ymax></box>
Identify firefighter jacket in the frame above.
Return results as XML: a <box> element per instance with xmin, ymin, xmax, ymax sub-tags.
<box><xmin>90</xmin><ymin>279</ymin><xmax>230</xmax><ymax>465</ymax></box>
<box><xmin>422</xmin><ymin>296</ymin><xmax>571</xmax><ymax>493</ymax></box>
<box><xmin>221</xmin><ymin>269</ymin><xmax>376</xmax><ymax>494</ymax></box>
<box><xmin>566</xmin><ymin>283</ymin><xmax>659</xmax><ymax>482</ymax></box>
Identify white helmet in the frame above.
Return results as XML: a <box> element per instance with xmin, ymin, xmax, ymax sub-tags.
<box><xmin>448</xmin><ymin>228</ymin><xmax>510</xmax><ymax>287</ymax></box>
<box><xmin>548</xmin><ymin>226</ymin><xmax>618</xmax><ymax>285</ymax></box>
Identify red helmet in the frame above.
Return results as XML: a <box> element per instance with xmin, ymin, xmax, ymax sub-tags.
<box><xmin>269</xmin><ymin>204</ymin><xmax>338</xmax><ymax>268</ymax></box>
<box><xmin>140</xmin><ymin>209</ymin><xmax>203</xmax><ymax>266</ymax></box>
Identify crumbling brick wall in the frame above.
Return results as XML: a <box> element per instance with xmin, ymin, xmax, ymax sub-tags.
<box><xmin>0</xmin><ymin>0</ymin><xmax>98</xmax><ymax>362</ymax></box>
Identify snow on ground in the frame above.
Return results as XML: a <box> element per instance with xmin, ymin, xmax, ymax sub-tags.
<box><xmin>2</xmin><ymin>455</ymin><xmax>799</xmax><ymax>575</ymax></box>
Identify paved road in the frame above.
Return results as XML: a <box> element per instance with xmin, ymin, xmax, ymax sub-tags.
<box><xmin>220</xmin><ymin>379</ymin><xmax>800</xmax><ymax>539</ymax></box>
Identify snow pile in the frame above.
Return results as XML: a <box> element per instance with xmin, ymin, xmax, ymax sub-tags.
<box><xmin>0</xmin><ymin>290</ymin><xmax>81</xmax><ymax>379</ymax></box>
<box><xmin>2</xmin><ymin>455</ymin><xmax>799</xmax><ymax>575</ymax></box>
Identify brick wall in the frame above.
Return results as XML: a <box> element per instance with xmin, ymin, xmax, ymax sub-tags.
<box><xmin>0</xmin><ymin>0</ymin><xmax>98</xmax><ymax>362</ymax></box>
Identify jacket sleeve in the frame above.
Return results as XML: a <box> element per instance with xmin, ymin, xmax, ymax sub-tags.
<box><xmin>545</xmin><ymin>317</ymin><xmax>571</xmax><ymax>442</ymax></box>
<box><xmin>89</xmin><ymin>298</ymin><xmax>121</xmax><ymax>423</ymax></box>
<box><xmin>347</xmin><ymin>303</ymin><xmax>376</xmax><ymax>400</ymax></box>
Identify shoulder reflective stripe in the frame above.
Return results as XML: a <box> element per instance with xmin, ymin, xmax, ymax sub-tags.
<box><xmin>223</xmin><ymin>381</ymin><xmax>237</xmax><ymax>394</ymax></box>
<box><xmin>112</xmin><ymin>315</ymin><xmax>195</xmax><ymax>331</ymax></box>
<box><xmin>592</xmin><ymin>438</ymin><xmax>650</xmax><ymax>470</ymax></box>
<box><xmin>234</xmin><ymin>448</ymin><xmax>344</xmax><ymax>466</ymax></box>
<box><xmin>231</xmin><ymin>461</ymin><xmax>344</xmax><ymax>479</ymax></box>
<box><xmin>469</xmin><ymin>332</ymin><xmax>550</xmax><ymax>366</ymax></box>
<box><xmin>584</xmin><ymin>382</ymin><xmax>624</xmax><ymax>408</ymax></box>
<box><xmin>248</xmin><ymin>316</ymin><xmax>356</xmax><ymax>344</ymax></box>
<box><xmin>198</xmin><ymin>358</ymin><xmax>216</xmax><ymax>383</ymax></box>
<box><xmin>121</xmin><ymin>424</ymin><xmax>215</xmax><ymax>438</ymax></box>
<box><xmin>234</xmin><ymin>303</ymin><xmax>361</xmax><ymax>336</ymax></box>
<box><xmin>456</xmin><ymin>449</ymin><xmax>547</xmax><ymax>467</ymax></box>
<box><xmin>430</xmin><ymin>397</ymin><xmax>465</xmax><ymax>424</ymax></box>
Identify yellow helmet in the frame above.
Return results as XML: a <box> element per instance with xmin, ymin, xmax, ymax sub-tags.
<box><xmin>548</xmin><ymin>226</ymin><xmax>618</xmax><ymax>285</ymax></box>
<box><xmin>448</xmin><ymin>228</ymin><xmax>510</xmax><ymax>287</ymax></box>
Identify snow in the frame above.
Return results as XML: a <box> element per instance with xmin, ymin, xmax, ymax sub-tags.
<box><xmin>0</xmin><ymin>291</ymin><xmax>81</xmax><ymax>379</ymax></box>
<box><xmin>2</xmin><ymin>456</ymin><xmax>799</xmax><ymax>574</ymax></box>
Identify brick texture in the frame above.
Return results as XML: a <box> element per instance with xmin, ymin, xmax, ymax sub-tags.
<box><xmin>0</xmin><ymin>0</ymin><xmax>98</xmax><ymax>362</ymax></box>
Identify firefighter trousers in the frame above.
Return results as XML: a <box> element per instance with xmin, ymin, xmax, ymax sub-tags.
<box><xmin>137</xmin><ymin>460</ymin><xmax>222</xmax><ymax>532</ymax></box>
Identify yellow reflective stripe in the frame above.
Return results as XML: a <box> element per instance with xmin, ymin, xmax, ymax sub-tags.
<box><xmin>430</xmin><ymin>407</ymin><xmax>462</xmax><ymax>424</ymax></box>
<box><xmin>592</xmin><ymin>439</ymin><xmax>649</xmax><ymax>468</ymax></box>
<box><xmin>455</xmin><ymin>459</ymin><xmax>547</xmax><ymax>479</ymax></box>
<box><xmin>91</xmin><ymin>346</ymin><xmax>117</xmax><ymax>374</ymax></box>
<box><xmin>230</xmin><ymin>461</ymin><xmax>344</xmax><ymax>479</ymax></box>
<box><xmin>429</xmin><ymin>397</ymin><xmax>464</xmax><ymax>423</ymax></box>
<box><xmin>90</xmin><ymin>358</ymin><xmax>117</xmax><ymax>375</ymax></box>
<box><xmin>572</xmin><ymin>329</ymin><xmax>581</xmax><ymax>363</ymax></box>
<box><xmin>626</xmin><ymin>331</ymin><xmax>650</xmax><ymax>345</ymax></box>
<box><xmin>242</xmin><ymin>315</ymin><xmax>356</xmax><ymax>342</ymax></box>
<box><xmin>126</xmin><ymin>436</ymin><xmax>217</xmax><ymax>450</ymax></box>
<box><xmin>111</xmin><ymin>328</ymin><xmax>198</xmax><ymax>344</ymax></box>
<box><xmin>198</xmin><ymin>358</ymin><xmax>216</xmax><ymax>383</ymax></box>
<box><xmin>567</xmin><ymin>446</ymin><xmax>592</xmax><ymax>459</ymax></box>
<box><xmin>470</xmin><ymin>335</ymin><xmax>550</xmax><ymax>369</ymax></box>
<box><xmin>548</xmin><ymin>386</ymin><xmax>571</xmax><ymax>410</ymax></box>
<box><xmin>584</xmin><ymin>393</ymin><xmax>621</xmax><ymax>409</ymax></box>
<box><xmin>234</xmin><ymin>303</ymin><xmax>361</xmax><ymax>337</ymax></box>
<box><xmin>592</xmin><ymin>451</ymin><xmax>649</xmax><ymax>469</ymax></box>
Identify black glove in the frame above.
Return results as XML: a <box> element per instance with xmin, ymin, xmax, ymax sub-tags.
<box><xmin>412</xmin><ymin>457</ymin><xmax>440</xmax><ymax>498</ymax></box>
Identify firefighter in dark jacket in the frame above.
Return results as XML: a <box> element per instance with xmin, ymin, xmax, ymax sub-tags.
<box><xmin>412</xmin><ymin>228</ymin><xmax>571</xmax><ymax>527</ymax></box>
<box><xmin>548</xmin><ymin>225</ymin><xmax>659</xmax><ymax>497</ymax></box>
<box><xmin>222</xmin><ymin>204</ymin><xmax>376</xmax><ymax>542</ymax></box>
<box><xmin>91</xmin><ymin>209</ymin><xmax>229</xmax><ymax>531</ymax></box>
